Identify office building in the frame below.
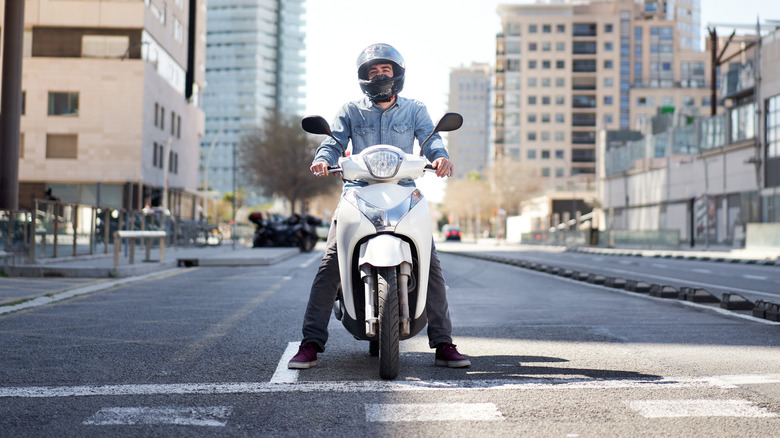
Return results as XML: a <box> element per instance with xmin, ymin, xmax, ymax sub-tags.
<box><xmin>495</xmin><ymin>0</ymin><xmax>711</xmax><ymax>194</ymax></box>
<box><xmin>11</xmin><ymin>0</ymin><xmax>206</xmax><ymax>217</ymax></box>
<box><xmin>200</xmin><ymin>0</ymin><xmax>306</xmax><ymax>198</ymax></box>
<box><xmin>447</xmin><ymin>63</ymin><xmax>492</xmax><ymax>179</ymax></box>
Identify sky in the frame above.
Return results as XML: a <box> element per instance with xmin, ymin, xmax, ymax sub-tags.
<box><xmin>301</xmin><ymin>0</ymin><xmax>780</xmax><ymax>202</ymax></box>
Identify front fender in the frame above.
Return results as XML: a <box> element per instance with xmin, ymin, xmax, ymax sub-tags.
<box><xmin>358</xmin><ymin>235</ymin><xmax>412</xmax><ymax>272</ymax></box>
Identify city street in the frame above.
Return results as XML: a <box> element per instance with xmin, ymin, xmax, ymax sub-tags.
<box><xmin>1</xmin><ymin>247</ymin><xmax>779</xmax><ymax>436</ymax></box>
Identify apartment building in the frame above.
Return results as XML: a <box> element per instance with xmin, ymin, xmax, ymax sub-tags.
<box><xmin>9</xmin><ymin>0</ymin><xmax>206</xmax><ymax>216</ymax></box>
<box><xmin>447</xmin><ymin>63</ymin><xmax>492</xmax><ymax>179</ymax></box>
<box><xmin>200</xmin><ymin>0</ymin><xmax>305</xmax><ymax>198</ymax></box>
<box><xmin>495</xmin><ymin>0</ymin><xmax>712</xmax><ymax>195</ymax></box>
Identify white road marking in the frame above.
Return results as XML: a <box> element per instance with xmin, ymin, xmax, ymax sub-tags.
<box><xmin>83</xmin><ymin>406</ymin><xmax>233</xmax><ymax>426</ymax></box>
<box><xmin>365</xmin><ymin>402</ymin><xmax>504</xmax><ymax>422</ymax></box>
<box><xmin>0</xmin><ymin>269</ymin><xmax>185</xmax><ymax>315</ymax></box>
<box><xmin>3</xmin><ymin>374</ymin><xmax>780</xmax><ymax>398</ymax></box>
<box><xmin>692</xmin><ymin>268</ymin><xmax>712</xmax><ymax>274</ymax></box>
<box><xmin>270</xmin><ymin>342</ymin><xmax>301</xmax><ymax>384</ymax></box>
<box><xmin>628</xmin><ymin>399</ymin><xmax>778</xmax><ymax>418</ymax></box>
<box><xmin>742</xmin><ymin>274</ymin><xmax>768</xmax><ymax>280</ymax></box>
<box><xmin>299</xmin><ymin>253</ymin><xmax>322</xmax><ymax>269</ymax></box>
<box><xmin>651</xmin><ymin>263</ymin><xmax>667</xmax><ymax>269</ymax></box>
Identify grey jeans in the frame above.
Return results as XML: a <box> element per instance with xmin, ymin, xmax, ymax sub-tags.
<box><xmin>301</xmin><ymin>218</ymin><xmax>453</xmax><ymax>351</ymax></box>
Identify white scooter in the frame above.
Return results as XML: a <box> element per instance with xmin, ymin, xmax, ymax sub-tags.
<box><xmin>301</xmin><ymin>113</ymin><xmax>462</xmax><ymax>380</ymax></box>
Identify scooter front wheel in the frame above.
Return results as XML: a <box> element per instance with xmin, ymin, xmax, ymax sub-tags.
<box><xmin>377</xmin><ymin>266</ymin><xmax>400</xmax><ymax>380</ymax></box>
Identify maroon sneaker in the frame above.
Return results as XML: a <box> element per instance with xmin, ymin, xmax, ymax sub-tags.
<box><xmin>435</xmin><ymin>343</ymin><xmax>471</xmax><ymax>368</ymax></box>
<box><xmin>288</xmin><ymin>343</ymin><xmax>318</xmax><ymax>369</ymax></box>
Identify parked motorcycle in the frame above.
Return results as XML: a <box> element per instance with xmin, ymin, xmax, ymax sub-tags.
<box><xmin>248</xmin><ymin>212</ymin><xmax>320</xmax><ymax>252</ymax></box>
<box><xmin>301</xmin><ymin>112</ymin><xmax>463</xmax><ymax>379</ymax></box>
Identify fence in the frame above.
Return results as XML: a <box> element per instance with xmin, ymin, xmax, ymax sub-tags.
<box><xmin>1</xmin><ymin>199</ymin><xmax>237</xmax><ymax>263</ymax></box>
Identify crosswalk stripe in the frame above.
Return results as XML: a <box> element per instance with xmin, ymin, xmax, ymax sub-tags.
<box><xmin>83</xmin><ymin>406</ymin><xmax>233</xmax><ymax>426</ymax></box>
<box><xmin>628</xmin><ymin>400</ymin><xmax>779</xmax><ymax>418</ymax></box>
<box><xmin>269</xmin><ymin>341</ymin><xmax>300</xmax><ymax>384</ymax></box>
<box><xmin>3</xmin><ymin>374</ymin><xmax>780</xmax><ymax>398</ymax></box>
<box><xmin>365</xmin><ymin>403</ymin><xmax>504</xmax><ymax>422</ymax></box>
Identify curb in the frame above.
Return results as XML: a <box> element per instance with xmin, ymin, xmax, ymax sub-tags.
<box><xmin>570</xmin><ymin>246</ymin><xmax>780</xmax><ymax>266</ymax></box>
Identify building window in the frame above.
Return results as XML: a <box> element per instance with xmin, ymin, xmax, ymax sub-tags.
<box><xmin>154</xmin><ymin>103</ymin><xmax>159</xmax><ymax>127</ymax></box>
<box><xmin>529</xmin><ymin>60</ymin><xmax>537</xmax><ymax>69</ymax></box>
<box><xmin>171</xmin><ymin>111</ymin><xmax>176</xmax><ymax>136</ymax></box>
<box><xmin>160</xmin><ymin>106</ymin><xmax>165</xmax><ymax>130</ymax></box>
<box><xmin>542</xmin><ymin>113</ymin><xmax>551</xmax><ymax>123</ymax></box>
<box><xmin>555</xmin><ymin>78</ymin><xmax>565</xmax><ymax>87</ymax></box>
<box><xmin>542</xmin><ymin>96</ymin><xmax>551</xmax><ymax>105</ymax></box>
<box><xmin>542</xmin><ymin>42</ymin><xmax>551</xmax><ymax>52</ymax></box>
<box><xmin>528</xmin><ymin>78</ymin><xmax>537</xmax><ymax>87</ymax></box>
<box><xmin>529</xmin><ymin>42</ymin><xmax>537</xmax><ymax>51</ymax></box>
<box><xmin>22</xmin><ymin>91</ymin><xmax>26</xmax><ymax>115</ymax></box>
<box><xmin>82</xmin><ymin>35</ymin><xmax>129</xmax><ymax>58</ymax></box>
<box><xmin>527</xmin><ymin>149</ymin><xmax>537</xmax><ymax>159</ymax></box>
<box><xmin>46</xmin><ymin>134</ymin><xmax>78</xmax><ymax>159</ymax></box>
<box><xmin>604</xmin><ymin>60</ymin><xmax>613</xmax><ymax>69</ymax></box>
<box><xmin>604</xmin><ymin>42</ymin><xmax>613</xmax><ymax>51</ymax></box>
<box><xmin>555</xmin><ymin>96</ymin><xmax>565</xmax><ymax>105</ymax></box>
<box><xmin>556</xmin><ymin>42</ymin><xmax>565</xmax><ymax>51</ymax></box>
<box><xmin>604</xmin><ymin>96</ymin><xmax>613</xmax><ymax>105</ymax></box>
<box><xmin>605</xmin><ymin>23</ymin><xmax>613</xmax><ymax>33</ymax></box>
<box><xmin>541</xmin><ymin>149</ymin><xmax>551</xmax><ymax>159</ymax></box>
<box><xmin>153</xmin><ymin>142</ymin><xmax>158</xmax><ymax>167</ymax></box>
<box><xmin>555</xmin><ymin>132</ymin><xmax>565</xmax><ymax>141</ymax></box>
<box><xmin>542</xmin><ymin>78</ymin><xmax>551</xmax><ymax>87</ymax></box>
<box><xmin>528</xmin><ymin>132</ymin><xmax>537</xmax><ymax>141</ymax></box>
<box><xmin>177</xmin><ymin>115</ymin><xmax>182</xmax><ymax>139</ymax></box>
<box><xmin>604</xmin><ymin>78</ymin><xmax>614</xmax><ymax>87</ymax></box>
<box><xmin>542</xmin><ymin>167</ymin><xmax>550</xmax><ymax>177</ymax></box>
<box><xmin>542</xmin><ymin>60</ymin><xmax>551</xmax><ymax>69</ymax></box>
<box><xmin>529</xmin><ymin>24</ymin><xmax>538</xmax><ymax>33</ymax></box>
<box><xmin>528</xmin><ymin>96</ymin><xmax>537</xmax><ymax>105</ymax></box>
<box><xmin>555</xmin><ymin>113</ymin><xmax>565</xmax><ymax>123</ymax></box>
<box><xmin>767</xmin><ymin>95</ymin><xmax>780</xmax><ymax>160</ymax></box>
<box><xmin>556</xmin><ymin>60</ymin><xmax>565</xmax><ymax>69</ymax></box>
<box><xmin>556</xmin><ymin>24</ymin><xmax>565</xmax><ymax>33</ymax></box>
<box><xmin>543</xmin><ymin>24</ymin><xmax>551</xmax><ymax>33</ymax></box>
<box><xmin>555</xmin><ymin>149</ymin><xmax>565</xmax><ymax>159</ymax></box>
<box><xmin>528</xmin><ymin>114</ymin><xmax>537</xmax><ymax>123</ymax></box>
<box><xmin>48</xmin><ymin>92</ymin><xmax>79</xmax><ymax>116</ymax></box>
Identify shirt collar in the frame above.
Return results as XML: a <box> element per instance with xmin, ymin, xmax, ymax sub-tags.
<box><xmin>358</xmin><ymin>96</ymin><xmax>402</xmax><ymax>111</ymax></box>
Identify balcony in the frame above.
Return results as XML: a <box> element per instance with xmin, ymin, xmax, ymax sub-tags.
<box><xmin>572</xmin><ymin>148</ymin><xmax>596</xmax><ymax>163</ymax></box>
<box><xmin>572</xmin><ymin>60</ymin><xmax>597</xmax><ymax>73</ymax></box>
<box><xmin>572</xmin><ymin>41</ymin><xmax>597</xmax><ymax>55</ymax></box>
<box><xmin>573</xmin><ymin>23</ymin><xmax>597</xmax><ymax>37</ymax></box>
<box><xmin>572</xmin><ymin>113</ymin><xmax>597</xmax><ymax>127</ymax></box>
<box><xmin>572</xmin><ymin>77</ymin><xmax>597</xmax><ymax>90</ymax></box>
<box><xmin>572</xmin><ymin>131</ymin><xmax>596</xmax><ymax>144</ymax></box>
<box><xmin>572</xmin><ymin>95</ymin><xmax>596</xmax><ymax>108</ymax></box>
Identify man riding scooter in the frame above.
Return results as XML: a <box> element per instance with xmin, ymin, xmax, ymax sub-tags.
<box><xmin>288</xmin><ymin>43</ymin><xmax>470</xmax><ymax>370</ymax></box>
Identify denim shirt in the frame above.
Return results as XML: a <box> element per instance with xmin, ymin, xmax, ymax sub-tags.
<box><xmin>312</xmin><ymin>96</ymin><xmax>449</xmax><ymax>179</ymax></box>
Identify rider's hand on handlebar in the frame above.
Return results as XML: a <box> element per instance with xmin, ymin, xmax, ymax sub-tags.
<box><xmin>311</xmin><ymin>161</ymin><xmax>329</xmax><ymax>178</ymax></box>
<box><xmin>431</xmin><ymin>157</ymin><xmax>454</xmax><ymax>178</ymax></box>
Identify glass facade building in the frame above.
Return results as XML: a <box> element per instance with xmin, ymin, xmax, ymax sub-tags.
<box><xmin>201</xmin><ymin>0</ymin><xmax>306</xmax><ymax>197</ymax></box>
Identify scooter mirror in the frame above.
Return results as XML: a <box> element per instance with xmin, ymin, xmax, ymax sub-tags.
<box><xmin>419</xmin><ymin>112</ymin><xmax>463</xmax><ymax>156</ymax></box>
<box><xmin>434</xmin><ymin>112</ymin><xmax>463</xmax><ymax>133</ymax></box>
<box><xmin>301</xmin><ymin>116</ymin><xmax>333</xmax><ymax>136</ymax></box>
<box><xmin>301</xmin><ymin>115</ymin><xmax>347</xmax><ymax>157</ymax></box>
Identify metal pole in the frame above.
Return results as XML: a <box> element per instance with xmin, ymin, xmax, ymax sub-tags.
<box><xmin>232</xmin><ymin>142</ymin><xmax>237</xmax><ymax>250</ymax></box>
<box><xmin>0</xmin><ymin>0</ymin><xmax>25</xmax><ymax>210</ymax></box>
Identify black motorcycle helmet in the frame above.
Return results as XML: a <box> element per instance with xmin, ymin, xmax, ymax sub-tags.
<box><xmin>357</xmin><ymin>43</ymin><xmax>405</xmax><ymax>103</ymax></box>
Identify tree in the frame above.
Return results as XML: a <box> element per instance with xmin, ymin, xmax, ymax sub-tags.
<box><xmin>488</xmin><ymin>155</ymin><xmax>542</xmax><ymax>216</ymax></box>
<box><xmin>238</xmin><ymin>112</ymin><xmax>339</xmax><ymax>215</ymax></box>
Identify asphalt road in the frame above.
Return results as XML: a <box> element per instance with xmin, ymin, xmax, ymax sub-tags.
<box><xmin>1</xmin><ymin>249</ymin><xmax>779</xmax><ymax>436</ymax></box>
<box><xmin>451</xmin><ymin>245</ymin><xmax>780</xmax><ymax>304</ymax></box>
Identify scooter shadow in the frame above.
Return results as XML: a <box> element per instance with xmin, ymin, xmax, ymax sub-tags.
<box><xmin>297</xmin><ymin>351</ymin><xmax>662</xmax><ymax>384</ymax></box>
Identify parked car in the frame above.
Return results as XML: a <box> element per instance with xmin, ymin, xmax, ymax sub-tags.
<box><xmin>442</xmin><ymin>225</ymin><xmax>462</xmax><ymax>241</ymax></box>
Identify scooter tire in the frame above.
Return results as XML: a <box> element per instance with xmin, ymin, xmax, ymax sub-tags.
<box><xmin>377</xmin><ymin>267</ymin><xmax>400</xmax><ymax>380</ymax></box>
<box><xmin>299</xmin><ymin>235</ymin><xmax>315</xmax><ymax>253</ymax></box>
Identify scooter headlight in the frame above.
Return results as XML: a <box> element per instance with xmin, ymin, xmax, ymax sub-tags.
<box><xmin>363</xmin><ymin>148</ymin><xmax>402</xmax><ymax>179</ymax></box>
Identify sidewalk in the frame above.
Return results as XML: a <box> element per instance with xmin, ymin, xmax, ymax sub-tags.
<box><xmin>0</xmin><ymin>244</ymin><xmax>303</xmax><ymax>311</ymax></box>
<box><xmin>1</xmin><ymin>244</ymin><xmax>301</xmax><ymax>278</ymax></box>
